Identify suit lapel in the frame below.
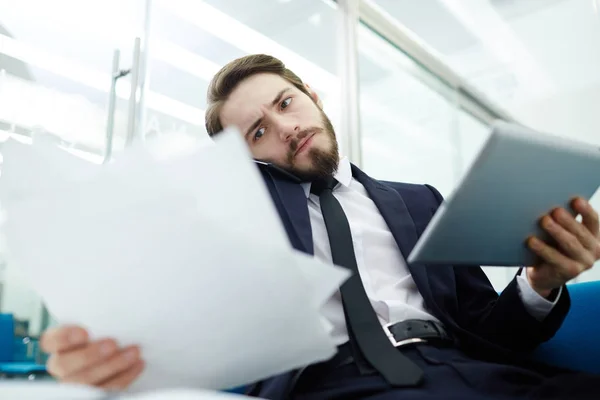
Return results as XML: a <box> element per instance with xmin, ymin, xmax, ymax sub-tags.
<box><xmin>266</xmin><ymin>172</ymin><xmax>314</xmax><ymax>255</ymax></box>
<box><xmin>351</xmin><ymin>165</ymin><xmax>432</xmax><ymax>296</ymax></box>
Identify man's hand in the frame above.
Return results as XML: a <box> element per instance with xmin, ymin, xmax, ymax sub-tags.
<box><xmin>41</xmin><ymin>325</ymin><xmax>144</xmax><ymax>390</ymax></box>
<box><xmin>526</xmin><ymin>197</ymin><xmax>600</xmax><ymax>297</ymax></box>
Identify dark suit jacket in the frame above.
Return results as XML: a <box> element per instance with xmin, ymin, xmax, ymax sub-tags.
<box><xmin>247</xmin><ymin>163</ymin><xmax>570</xmax><ymax>399</ymax></box>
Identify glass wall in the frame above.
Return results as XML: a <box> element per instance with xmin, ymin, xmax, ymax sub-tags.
<box><xmin>358</xmin><ymin>24</ymin><xmax>461</xmax><ymax>198</ymax></box>
<box><xmin>369</xmin><ymin>0</ymin><xmax>600</xmax><ymax>128</ymax></box>
<box><xmin>140</xmin><ymin>0</ymin><xmax>341</xmax><ymax>143</ymax></box>
<box><xmin>0</xmin><ymin>0</ymin><xmax>147</xmax><ymax>158</ymax></box>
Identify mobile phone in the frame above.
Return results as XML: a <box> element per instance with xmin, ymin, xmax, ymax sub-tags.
<box><xmin>253</xmin><ymin>160</ymin><xmax>302</xmax><ymax>183</ymax></box>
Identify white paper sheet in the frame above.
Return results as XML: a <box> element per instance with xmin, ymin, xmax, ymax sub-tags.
<box><xmin>0</xmin><ymin>382</ymin><xmax>106</xmax><ymax>400</ymax></box>
<box><xmin>0</xmin><ymin>382</ymin><xmax>256</xmax><ymax>400</ymax></box>
<box><xmin>123</xmin><ymin>388</ymin><xmax>256</xmax><ymax>400</ymax></box>
<box><xmin>0</xmin><ymin>128</ymin><xmax>348</xmax><ymax>392</ymax></box>
<box><xmin>0</xmin><ymin>135</ymin><xmax>98</xmax><ymax>207</ymax></box>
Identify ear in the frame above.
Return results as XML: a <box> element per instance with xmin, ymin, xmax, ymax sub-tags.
<box><xmin>304</xmin><ymin>83</ymin><xmax>323</xmax><ymax>109</ymax></box>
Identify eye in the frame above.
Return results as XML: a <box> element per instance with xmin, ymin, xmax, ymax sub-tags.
<box><xmin>253</xmin><ymin>127</ymin><xmax>265</xmax><ymax>142</ymax></box>
<box><xmin>281</xmin><ymin>97</ymin><xmax>292</xmax><ymax>110</ymax></box>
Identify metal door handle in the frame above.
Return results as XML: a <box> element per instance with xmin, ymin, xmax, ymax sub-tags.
<box><xmin>125</xmin><ymin>37</ymin><xmax>142</xmax><ymax>147</ymax></box>
<box><xmin>104</xmin><ymin>37</ymin><xmax>142</xmax><ymax>164</ymax></box>
<box><xmin>104</xmin><ymin>49</ymin><xmax>121</xmax><ymax>164</ymax></box>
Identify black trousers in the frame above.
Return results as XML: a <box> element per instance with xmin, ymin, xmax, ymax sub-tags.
<box><xmin>292</xmin><ymin>344</ymin><xmax>600</xmax><ymax>400</ymax></box>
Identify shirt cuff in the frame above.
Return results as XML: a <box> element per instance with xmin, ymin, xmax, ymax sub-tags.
<box><xmin>516</xmin><ymin>269</ymin><xmax>562</xmax><ymax>321</ymax></box>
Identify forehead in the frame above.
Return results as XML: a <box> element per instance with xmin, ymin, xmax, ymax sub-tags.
<box><xmin>220</xmin><ymin>73</ymin><xmax>293</xmax><ymax>128</ymax></box>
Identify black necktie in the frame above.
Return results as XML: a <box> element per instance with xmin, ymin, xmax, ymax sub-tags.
<box><xmin>311</xmin><ymin>176</ymin><xmax>424</xmax><ymax>387</ymax></box>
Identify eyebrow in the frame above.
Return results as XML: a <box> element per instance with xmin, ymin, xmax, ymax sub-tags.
<box><xmin>244</xmin><ymin>88</ymin><xmax>291</xmax><ymax>140</ymax></box>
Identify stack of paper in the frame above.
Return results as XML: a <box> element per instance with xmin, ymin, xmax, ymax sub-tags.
<box><xmin>0</xmin><ymin>129</ymin><xmax>348</xmax><ymax>394</ymax></box>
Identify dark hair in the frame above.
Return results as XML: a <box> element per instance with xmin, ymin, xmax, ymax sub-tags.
<box><xmin>205</xmin><ymin>54</ymin><xmax>310</xmax><ymax>136</ymax></box>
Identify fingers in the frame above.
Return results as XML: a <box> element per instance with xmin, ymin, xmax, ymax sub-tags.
<box><xmin>573</xmin><ymin>198</ymin><xmax>600</xmax><ymax>241</ymax></box>
<box><xmin>99</xmin><ymin>359</ymin><xmax>145</xmax><ymax>391</ymax></box>
<box><xmin>61</xmin><ymin>345</ymin><xmax>142</xmax><ymax>386</ymax></box>
<box><xmin>42</xmin><ymin>324</ymin><xmax>143</xmax><ymax>391</ymax></box>
<box><xmin>41</xmin><ymin>325</ymin><xmax>89</xmax><ymax>354</ymax></box>
<box><xmin>551</xmin><ymin>208</ymin><xmax>598</xmax><ymax>253</ymax></box>
<box><xmin>46</xmin><ymin>338</ymin><xmax>118</xmax><ymax>378</ymax></box>
<box><xmin>526</xmin><ymin>200</ymin><xmax>599</xmax><ymax>291</ymax></box>
<box><xmin>528</xmin><ymin>237</ymin><xmax>589</xmax><ymax>279</ymax></box>
<box><xmin>540</xmin><ymin>214</ymin><xmax>596</xmax><ymax>267</ymax></box>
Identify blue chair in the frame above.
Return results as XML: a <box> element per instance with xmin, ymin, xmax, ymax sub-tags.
<box><xmin>533</xmin><ymin>280</ymin><xmax>600</xmax><ymax>374</ymax></box>
<box><xmin>0</xmin><ymin>314</ymin><xmax>14</xmax><ymax>363</ymax></box>
<box><xmin>0</xmin><ymin>313</ymin><xmax>47</xmax><ymax>378</ymax></box>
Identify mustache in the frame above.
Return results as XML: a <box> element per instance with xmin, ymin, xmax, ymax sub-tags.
<box><xmin>289</xmin><ymin>128</ymin><xmax>322</xmax><ymax>154</ymax></box>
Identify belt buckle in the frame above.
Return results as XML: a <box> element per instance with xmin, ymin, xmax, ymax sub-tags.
<box><xmin>383</xmin><ymin>322</ymin><xmax>428</xmax><ymax>348</ymax></box>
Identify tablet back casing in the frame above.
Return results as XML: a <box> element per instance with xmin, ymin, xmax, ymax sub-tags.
<box><xmin>407</xmin><ymin>121</ymin><xmax>600</xmax><ymax>267</ymax></box>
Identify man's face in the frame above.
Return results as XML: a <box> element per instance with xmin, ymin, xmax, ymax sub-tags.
<box><xmin>219</xmin><ymin>73</ymin><xmax>339</xmax><ymax>181</ymax></box>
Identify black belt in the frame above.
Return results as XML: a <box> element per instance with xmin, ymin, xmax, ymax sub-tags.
<box><xmin>384</xmin><ymin>319</ymin><xmax>452</xmax><ymax>348</ymax></box>
<box><xmin>340</xmin><ymin>319</ymin><xmax>452</xmax><ymax>368</ymax></box>
<box><xmin>294</xmin><ymin>319</ymin><xmax>453</xmax><ymax>394</ymax></box>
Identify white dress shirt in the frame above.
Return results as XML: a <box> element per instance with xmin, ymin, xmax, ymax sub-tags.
<box><xmin>303</xmin><ymin>157</ymin><xmax>561</xmax><ymax>346</ymax></box>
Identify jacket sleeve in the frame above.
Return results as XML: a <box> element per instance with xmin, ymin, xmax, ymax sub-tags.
<box><xmin>453</xmin><ymin>265</ymin><xmax>570</xmax><ymax>352</ymax></box>
<box><xmin>425</xmin><ymin>184</ymin><xmax>570</xmax><ymax>353</ymax></box>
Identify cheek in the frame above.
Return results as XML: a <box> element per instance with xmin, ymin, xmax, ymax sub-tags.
<box><xmin>312</xmin><ymin>133</ymin><xmax>331</xmax><ymax>149</ymax></box>
<box><xmin>251</xmin><ymin>137</ymin><xmax>290</xmax><ymax>163</ymax></box>
<box><xmin>309</xmin><ymin>108</ymin><xmax>324</xmax><ymax>124</ymax></box>
<box><xmin>294</xmin><ymin>102</ymin><xmax>322</xmax><ymax>124</ymax></box>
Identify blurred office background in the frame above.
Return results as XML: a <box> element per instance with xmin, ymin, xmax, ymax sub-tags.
<box><xmin>0</xmin><ymin>0</ymin><xmax>599</xmax><ymax>337</ymax></box>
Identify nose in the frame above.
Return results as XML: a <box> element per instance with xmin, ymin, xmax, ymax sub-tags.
<box><xmin>272</xmin><ymin>115</ymin><xmax>299</xmax><ymax>142</ymax></box>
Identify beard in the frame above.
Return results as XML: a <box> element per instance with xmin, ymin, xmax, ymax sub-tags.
<box><xmin>281</xmin><ymin>109</ymin><xmax>340</xmax><ymax>182</ymax></box>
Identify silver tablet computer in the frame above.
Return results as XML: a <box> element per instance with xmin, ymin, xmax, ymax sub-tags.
<box><xmin>407</xmin><ymin>121</ymin><xmax>600</xmax><ymax>267</ymax></box>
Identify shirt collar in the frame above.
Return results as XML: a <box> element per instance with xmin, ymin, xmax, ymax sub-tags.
<box><xmin>301</xmin><ymin>156</ymin><xmax>352</xmax><ymax>198</ymax></box>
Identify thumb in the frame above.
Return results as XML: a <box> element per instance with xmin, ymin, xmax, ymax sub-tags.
<box><xmin>41</xmin><ymin>325</ymin><xmax>89</xmax><ymax>353</ymax></box>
